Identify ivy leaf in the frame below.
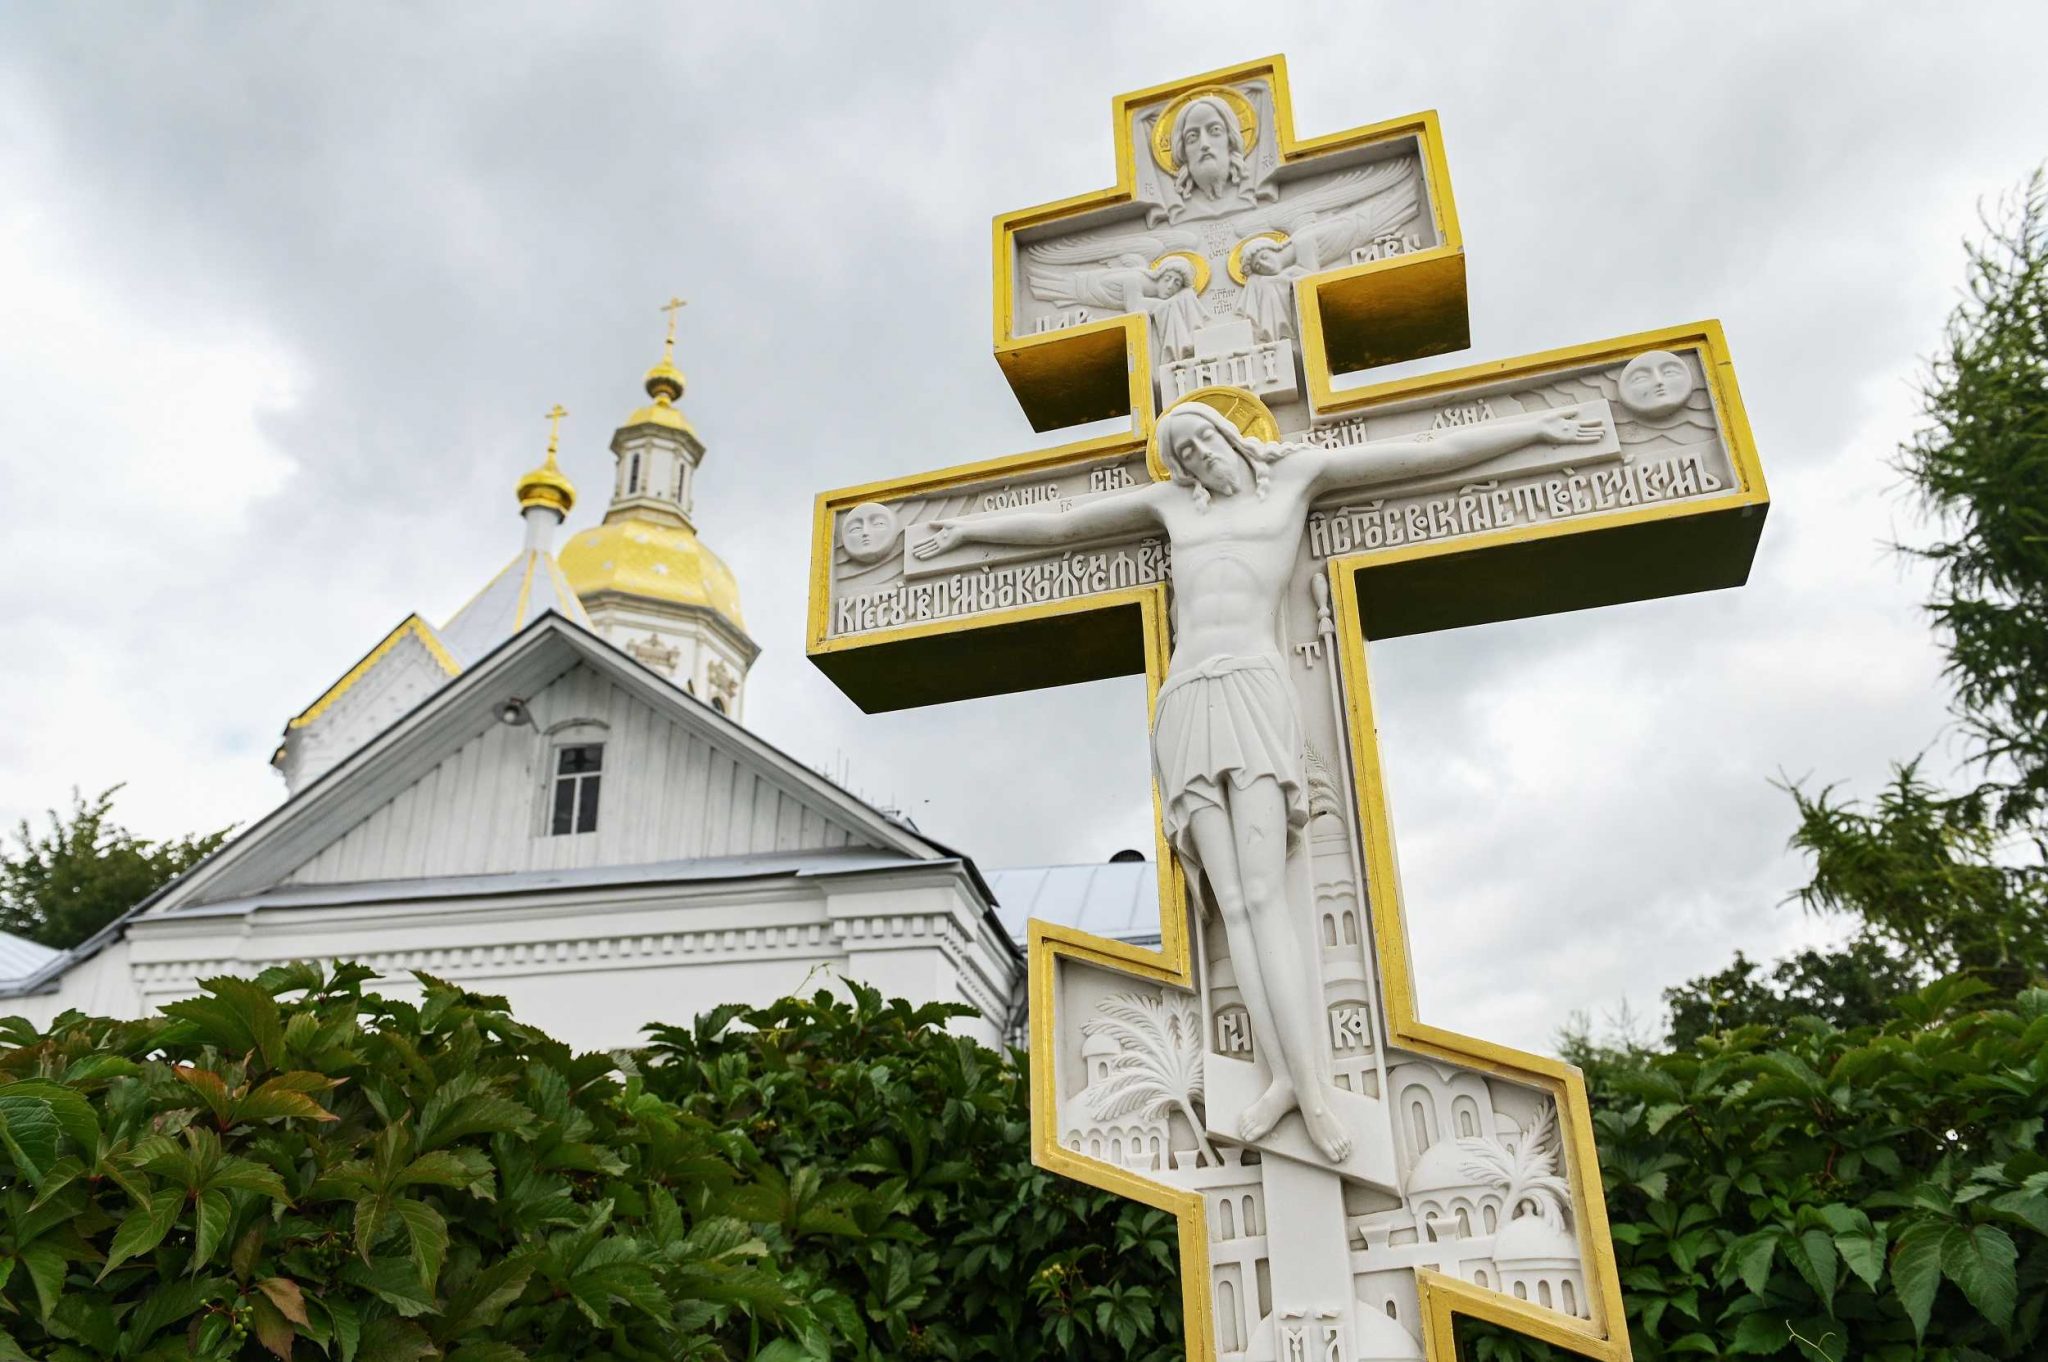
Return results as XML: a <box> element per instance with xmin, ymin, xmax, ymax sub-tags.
<box><xmin>0</xmin><ymin>1095</ymin><xmax>61</xmax><ymax>1183</ymax></box>
<box><xmin>0</xmin><ymin>1081</ymin><xmax>99</xmax><ymax>1150</ymax></box>
<box><xmin>99</xmin><ymin>1186</ymin><xmax>185</xmax><ymax>1279</ymax></box>
<box><xmin>258</xmin><ymin>1276</ymin><xmax>311</xmax><ymax>1327</ymax></box>
<box><xmin>435</xmin><ymin>1257</ymin><xmax>533</xmax><ymax>1339</ymax></box>
<box><xmin>1889</xmin><ymin>1222</ymin><xmax>1945</xmax><ymax>1341</ymax></box>
<box><xmin>393</xmin><ymin>1199</ymin><xmax>449</xmax><ymax>1291</ymax></box>
<box><xmin>1733</xmin><ymin>1234</ymin><xmax>1776</xmax><ymax>1296</ymax></box>
<box><xmin>121</xmin><ymin>1274</ymin><xmax>220</xmax><ymax>1348</ymax></box>
<box><xmin>16</xmin><ymin>1242</ymin><xmax>69</xmax><ymax>1320</ymax></box>
<box><xmin>343</xmin><ymin>1255</ymin><xmax>438</xmax><ymax>1318</ymax></box>
<box><xmin>1836</xmin><ymin>1229</ymin><xmax>1885</xmax><ymax>1289</ymax></box>
<box><xmin>192</xmin><ymin>1189</ymin><xmax>234</xmax><ymax>1271</ymax></box>
<box><xmin>1938</xmin><ymin>1222</ymin><xmax>2017</xmax><ymax>1329</ymax></box>
<box><xmin>250</xmin><ymin>1291</ymin><xmax>296</xmax><ymax>1361</ymax></box>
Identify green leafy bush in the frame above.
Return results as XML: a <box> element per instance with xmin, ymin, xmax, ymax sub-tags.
<box><xmin>641</xmin><ymin>988</ymin><xmax>1184</xmax><ymax>1360</ymax></box>
<box><xmin>0</xmin><ymin>966</ymin><xmax>1186</xmax><ymax>1361</ymax></box>
<box><xmin>0</xmin><ymin>963</ymin><xmax>821</xmax><ymax>1360</ymax></box>
<box><xmin>1469</xmin><ymin>978</ymin><xmax>2048</xmax><ymax>1362</ymax></box>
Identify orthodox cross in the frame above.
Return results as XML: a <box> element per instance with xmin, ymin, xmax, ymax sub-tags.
<box><xmin>543</xmin><ymin>402</ymin><xmax>569</xmax><ymax>453</ymax></box>
<box><xmin>660</xmin><ymin>295</ymin><xmax>688</xmax><ymax>344</ymax></box>
<box><xmin>806</xmin><ymin>55</ymin><xmax>1766</xmax><ymax>1362</ymax></box>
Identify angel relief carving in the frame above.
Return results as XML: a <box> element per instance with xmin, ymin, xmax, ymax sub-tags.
<box><xmin>1026</xmin><ymin>245</ymin><xmax>1210</xmax><ymax>362</ymax></box>
<box><xmin>1019</xmin><ymin>103</ymin><xmax>1428</xmax><ymax>384</ymax></box>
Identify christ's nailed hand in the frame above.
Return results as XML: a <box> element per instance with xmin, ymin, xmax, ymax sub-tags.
<box><xmin>912</xmin><ymin>522</ymin><xmax>963</xmax><ymax>559</ymax></box>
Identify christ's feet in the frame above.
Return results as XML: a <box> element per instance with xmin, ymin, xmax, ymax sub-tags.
<box><xmin>1302</xmin><ymin>1091</ymin><xmax>1352</xmax><ymax>1164</ymax></box>
<box><xmin>1238</xmin><ymin>1077</ymin><xmax>1297</xmax><ymax>1144</ymax></box>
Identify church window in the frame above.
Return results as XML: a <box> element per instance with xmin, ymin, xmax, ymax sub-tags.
<box><xmin>1538</xmin><ymin>1280</ymin><xmax>1553</xmax><ymax>1309</ymax></box>
<box><xmin>1454</xmin><ymin>1095</ymin><xmax>1480</xmax><ymax>1138</ymax></box>
<box><xmin>675</xmin><ymin>463</ymin><xmax>687</xmax><ymax>501</ymax></box>
<box><xmin>549</xmin><ymin>743</ymin><xmax>603</xmax><ymax>835</ymax></box>
<box><xmin>1512</xmin><ymin>1281</ymin><xmax>1528</xmax><ymax>1301</ymax></box>
<box><xmin>629</xmin><ymin>453</ymin><xmax>642</xmax><ymax>494</ymax></box>
<box><xmin>1384</xmin><ymin>1300</ymin><xmax>1398</xmax><ymax>1320</ymax></box>
<box><xmin>1483</xmin><ymin>1204</ymin><xmax>1499</xmax><ymax>1234</ymax></box>
<box><xmin>712</xmin><ymin>696</ymin><xmax>727</xmax><ymax>714</ymax></box>
<box><xmin>1404</xmin><ymin>1086</ymin><xmax>1436</xmax><ymax>1152</ymax></box>
<box><xmin>1562</xmin><ymin>1280</ymin><xmax>1577</xmax><ymax>1315</ymax></box>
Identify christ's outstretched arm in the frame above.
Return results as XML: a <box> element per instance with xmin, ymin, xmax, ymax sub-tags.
<box><xmin>913</xmin><ymin>484</ymin><xmax>1164</xmax><ymax>558</ymax></box>
<box><xmin>1307</xmin><ymin>407</ymin><xmax>1605</xmax><ymax>494</ymax></box>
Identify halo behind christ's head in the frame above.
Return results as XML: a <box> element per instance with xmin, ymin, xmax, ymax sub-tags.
<box><xmin>1149</xmin><ymin>85</ymin><xmax>1260</xmax><ymax>174</ymax></box>
<box><xmin>1150</xmin><ymin>385</ymin><xmax>1280</xmax><ymax>481</ymax></box>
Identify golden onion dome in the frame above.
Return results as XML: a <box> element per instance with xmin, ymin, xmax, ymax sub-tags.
<box><xmin>517</xmin><ymin>404</ymin><xmax>578</xmax><ymax>515</ymax></box>
<box><xmin>626</xmin><ymin>333</ymin><xmax>697</xmax><ymax>435</ymax></box>
<box><xmin>558</xmin><ymin>516</ymin><xmax>746</xmax><ymax>629</ymax></box>
<box><xmin>644</xmin><ymin>346</ymin><xmax>685</xmax><ymax>403</ymax></box>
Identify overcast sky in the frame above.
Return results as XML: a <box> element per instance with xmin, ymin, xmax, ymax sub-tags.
<box><xmin>3</xmin><ymin>3</ymin><xmax>2042</xmax><ymax>1051</ymax></box>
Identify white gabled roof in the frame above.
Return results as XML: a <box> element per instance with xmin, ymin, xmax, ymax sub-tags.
<box><xmin>4</xmin><ymin>614</ymin><xmax>1009</xmax><ymax>999</ymax></box>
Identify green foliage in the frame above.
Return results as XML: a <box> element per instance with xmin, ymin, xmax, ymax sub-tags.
<box><xmin>1899</xmin><ymin>171</ymin><xmax>2048</xmax><ymax>825</ymax></box>
<box><xmin>1664</xmin><ymin>174</ymin><xmax>2048</xmax><ymax>1035</ymax></box>
<box><xmin>1663</xmin><ymin>942</ymin><xmax>1925</xmax><ymax>1049</ymax></box>
<box><xmin>0</xmin><ymin>967</ymin><xmax>1186</xmax><ymax>1361</ymax></box>
<box><xmin>1493</xmin><ymin>980</ymin><xmax>2048</xmax><ymax>1360</ymax></box>
<box><xmin>1784</xmin><ymin>765</ymin><xmax>2046</xmax><ymax>996</ymax></box>
<box><xmin>0</xmin><ymin>963</ymin><xmax>821</xmax><ymax>1360</ymax></box>
<box><xmin>641</xmin><ymin>983</ymin><xmax>1186</xmax><ymax>1360</ymax></box>
<box><xmin>0</xmin><ymin>786</ymin><xmax>231</xmax><ymax>949</ymax></box>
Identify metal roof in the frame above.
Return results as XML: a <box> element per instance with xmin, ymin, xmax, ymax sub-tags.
<box><xmin>0</xmin><ymin>930</ymin><xmax>61</xmax><ymax>988</ymax></box>
<box><xmin>985</xmin><ymin>861</ymin><xmax>1162</xmax><ymax>947</ymax></box>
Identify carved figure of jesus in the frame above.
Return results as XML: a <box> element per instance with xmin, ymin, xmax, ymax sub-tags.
<box><xmin>917</xmin><ymin>402</ymin><xmax>1603</xmax><ymax>1163</ymax></box>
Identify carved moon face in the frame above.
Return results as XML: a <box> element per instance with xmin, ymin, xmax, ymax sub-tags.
<box><xmin>1618</xmin><ymin>350</ymin><xmax>1695</xmax><ymax>420</ymax></box>
<box><xmin>840</xmin><ymin>502</ymin><xmax>901</xmax><ymax>564</ymax></box>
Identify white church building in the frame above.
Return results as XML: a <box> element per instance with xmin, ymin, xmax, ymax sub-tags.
<box><xmin>0</xmin><ymin>321</ymin><xmax>1146</xmax><ymax>1049</ymax></box>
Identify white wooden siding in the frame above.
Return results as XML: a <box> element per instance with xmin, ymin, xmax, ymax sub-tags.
<box><xmin>286</xmin><ymin>661</ymin><xmax>867</xmax><ymax>885</ymax></box>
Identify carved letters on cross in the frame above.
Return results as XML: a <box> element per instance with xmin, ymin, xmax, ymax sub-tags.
<box><xmin>807</xmin><ymin>54</ymin><xmax>1767</xmax><ymax>1362</ymax></box>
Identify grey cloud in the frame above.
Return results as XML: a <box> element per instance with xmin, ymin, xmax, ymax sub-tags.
<box><xmin>1</xmin><ymin>1</ymin><xmax>2038</xmax><ymax>1049</ymax></box>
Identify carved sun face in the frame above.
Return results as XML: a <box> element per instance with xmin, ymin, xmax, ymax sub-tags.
<box><xmin>1618</xmin><ymin>350</ymin><xmax>1695</xmax><ymax>420</ymax></box>
<box><xmin>840</xmin><ymin>502</ymin><xmax>901</xmax><ymax>564</ymax></box>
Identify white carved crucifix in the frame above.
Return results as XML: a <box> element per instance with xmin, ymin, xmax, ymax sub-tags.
<box><xmin>807</xmin><ymin>55</ymin><xmax>1767</xmax><ymax>1362</ymax></box>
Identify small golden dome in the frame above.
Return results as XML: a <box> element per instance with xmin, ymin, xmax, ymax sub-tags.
<box><xmin>644</xmin><ymin>348</ymin><xmax>686</xmax><ymax>404</ymax></box>
<box><xmin>518</xmin><ymin>404</ymin><xmax>578</xmax><ymax>515</ymax></box>
<box><xmin>559</xmin><ymin>516</ymin><xmax>746</xmax><ymax>628</ymax></box>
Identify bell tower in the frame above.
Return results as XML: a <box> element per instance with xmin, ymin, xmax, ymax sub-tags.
<box><xmin>559</xmin><ymin>301</ymin><xmax>758</xmax><ymax>718</ymax></box>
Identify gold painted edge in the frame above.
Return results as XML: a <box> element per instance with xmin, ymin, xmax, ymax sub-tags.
<box><xmin>989</xmin><ymin>50</ymin><xmax>1465</xmax><ymax>424</ymax></box>
<box><xmin>285</xmin><ymin>613</ymin><xmax>460</xmax><ymax>731</ymax></box>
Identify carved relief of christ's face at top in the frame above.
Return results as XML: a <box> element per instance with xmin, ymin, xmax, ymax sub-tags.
<box><xmin>840</xmin><ymin>502</ymin><xmax>901</xmax><ymax>565</ymax></box>
<box><xmin>1618</xmin><ymin>350</ymin><xmax>1696</xmax><ymax>420</ymax></box>
<box><xmin>1175</xmin><ymin>97</ymin><xmax>1239</xmax><ymax>198</ymax></box>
